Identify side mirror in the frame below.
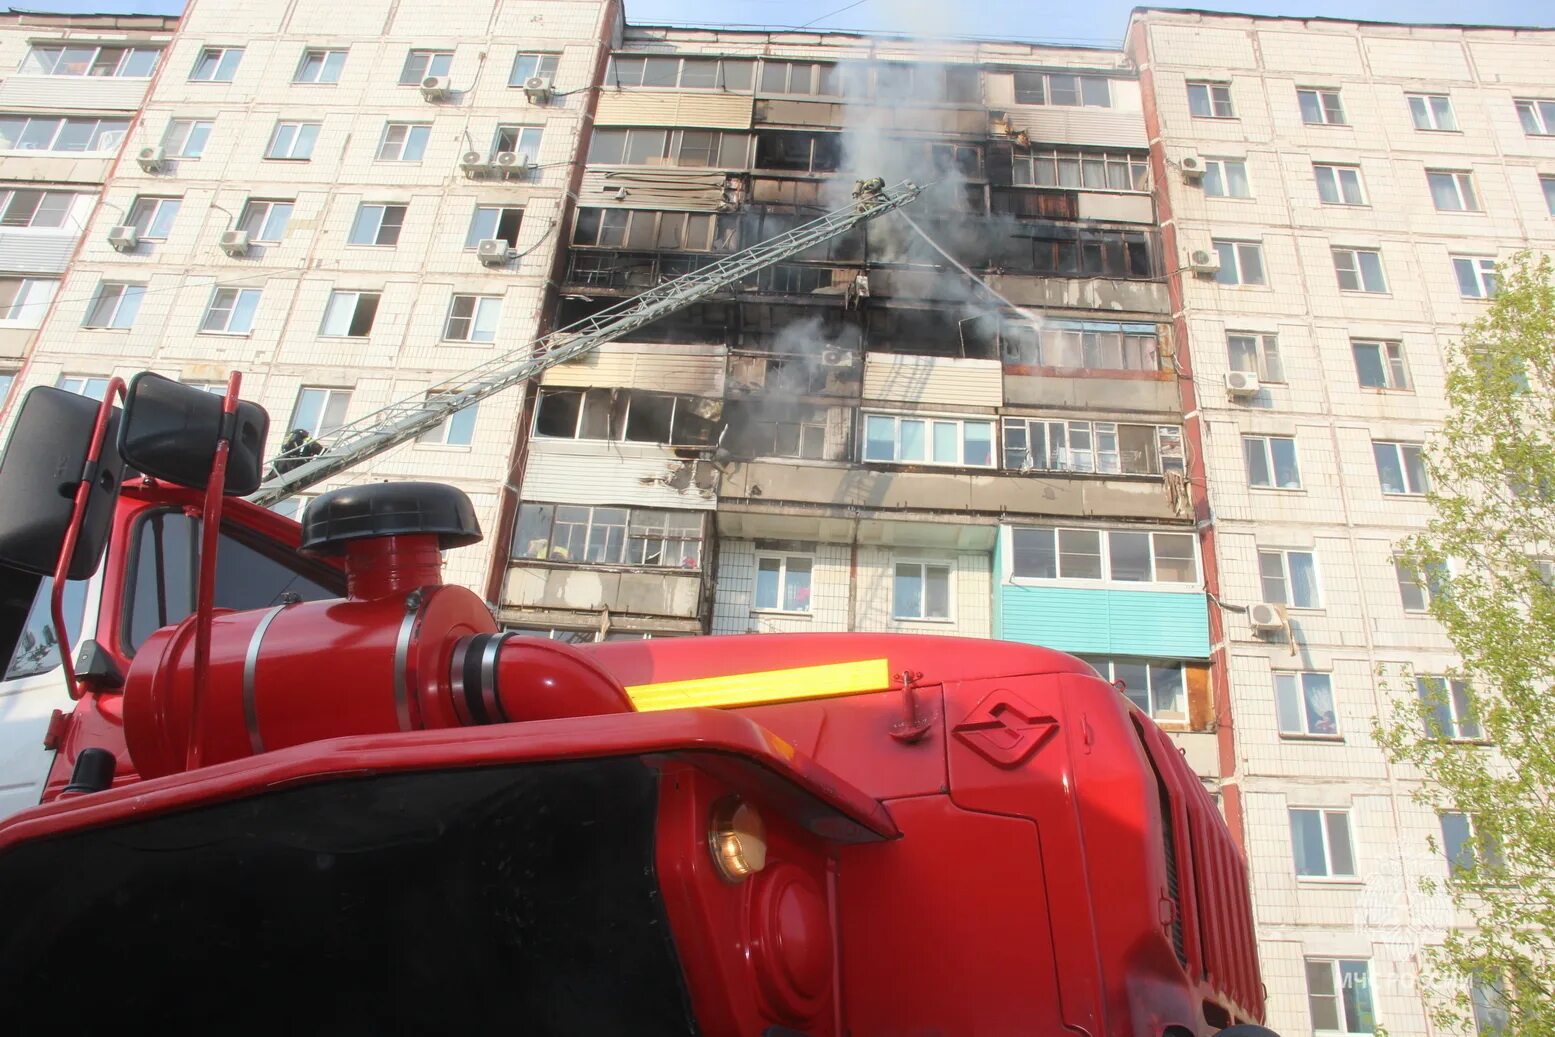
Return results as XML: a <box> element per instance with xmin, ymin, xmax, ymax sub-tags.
<box><xmin>0</xmin><ymin>386</ymin><xmax>124</xmax><ymax>579</ymax></box>
<box><xmin>118</xmin><ymin>373</ymin><xmax>269</xmax><ymax>496</ymax></box>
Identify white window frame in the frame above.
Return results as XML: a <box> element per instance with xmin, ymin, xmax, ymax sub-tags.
<box><xmin>1243</xmin><ymin>435</ymin><xmax>1302</xmax><ymax>490</ymax></box>
<box><xmin>1352</xmin><ymin>340</ymin><xmax>1410</xmax><ymax>390</ymax></box>
<box><xmin>401</xmin><ymin>50</ymin><xmax>452</xmax><ymax>85</ymax></box>
<box><xmin>265</xmin><ymin>121</ymin><xmax>320</xmax><ymax>160</ymax></box>
<box><xmin>1007</xmin><ymin>526</ymin><xmax>1200</xmax><ymax>588</ymax></box>
<box><xmin>508</xmin><ymin>52</ymin><xmax>560</xmax><ymax>88</ymax></box>
<box><xmin>465</xmin><ymin>205</ymin><xmax>524</xmax><ymax>249</ymax></box>
<box><xmin>0</xmin><ymin>188</ymin><xmax>78</xmax><ymax>229</ymax></box>
<box><xmin>1297</xmin><ymin>87</ymin><xmax>1347</xmax><ymax>126</ymax></box>
<box><xmin>1011</xmin><ymin>147</ymin><xmax>1148</xmax><ymax>191</ymax></box>
<box><xmin>0</xmin><ymin>115</ymin><xmax>128</xmax><ymax>154</ymax></box>
<box><xmin>376</xmin><ymin>122</ymin><xmax>430</xmax><ymax>162</ymax></box>
<box><xmin>753</xmin><ymin>554</ymin><xmax>814</xmax><ymax>614</ymax></box>
<box><xmin>162</xmin><ymin>119</ymin><xmax>211</xmax><ymax>159</ymax></box>
<box><xmin>1186</xmin><ymin>81</ymin><xmax>1234</xmax><ymax>118</ymax></box>
<box><xmin>294</xmin><ymin>48</ymin><xmax>347</xmax><ymax>85</ymax></box>
<box><xmin>1001</xmin><ymin>418</ymin><xmax>1183</xmax><ymax>477</ymax></box>
<box><xmin>1227</xmin><ymin>332</ymin><xmax>1284</xmax><ymax>382</ymax></box>
<box><xmin>82</xmin><ymin>281</ymin><xmax>144</xmax><ymax>330</ymax></box>
<box><xmin>1314</xmin><ymin>163</ymin><xmax>1366</xmax><ymax>206</ymax></box>
<box><xmin>1259</xmin><ymin>548</ymin><xmax>1321</xmax><ymax>609</ymax></box>
<box><xmin>189</xmin><ymin>47</ymin><xmax>242</xmax><ymax>83</ymax></box>
<box><xmin>1453</xmin><ymin>256</ymin><xmax>1497</xmax><ymax>299</ymax></box>
<box><xmin>1440</xmin><ymin>812</ymin><xmax>1502</xmax><ymax>877</ymax></box>
<box><xmin>319</xmin><ymin>290</ymin><xmax>381</xmax><ymax>338</ymax></box>
<box><xmin>22</xmin><ymin>43</ymin><xmax>160</xmax><ymax>78</ymax></box>
<box><xmin>199</xmin><ymin>287</ymin><xmax>261</xmax><ymax>335</ymax></box>
<box><xmin>862</xmin><ymin>413</ymin><xmax>995</xmax><ymax>468</ymax></box>
<box><xmin>892</xmin><ymin>560</ymin><xmax>953</xmax><ymax>621</ymax></box>
<box><xmin>1515</xmin><ymin>98</ymin><xmax>1555</xmax><ymax>136</ymax></box>
<box><xmin>1332</xmin><ymin>248</ymin><xmax>1387</xmax><ymax>293</ymax></box>
<box><xmin>492</xmin><ymin>125</ymin><xmax>543</xmax><ymax>162</ymax></box>
<box><xmin>1542</xmin><ymin>174</ymin><xmax>1555</xmax><ymax>217</ymax></box>
<box><xmin>0</xmin><ymin>370</ymin><xmax>14</xmax><ymax>407</ymax></box>
<box><xmin>1305</xmin><ymin>958</ymin><xmax>1376</xmax><ymax>1034</ymax></box>
<box><xmin>1274</xmin><ymin>672</ymin><xmax>1340</xmax><ymax>738</ymax></box>
<box><xmin>238</xmin><ymin>199</ymin><xmax>293</xmax><ymax>243</ymax></box>
<box><xmin>442</xmin><ymin>294</ymin><xmax>501</xmax><ymax>343</ymax></box>
<box><xmin>1395</xmin><ymin>558</ymin><xmax>1445</xmax><ymax>614</ymax></box>
<box><xmin>1212</xmin><ymin>240</ymin><xmax>1266</xmax><ymax>286</ymax></box>
<box><xmin>347</xmin><ymin>203</ymin><xmax>406</xmax><ymax>247</ymax></box>
<box><xmin>1084</xmin><ymin>657</ymin><xmax>1188</xmax><ymax>721</ymax></box>
<box><xmin>416</xmin><ymin>396</ymin><xmax>477</xmax><ymax>447</ymax></box>
<box><xmin>1408</xmin><ymin>93</ymin><xmax>1457</xmax><ymax>131</ymax></box>
<box><xmin>57</xmin><ymin>375</ymin><xmax>111</xmax><ymax>400</ymax></box>
<box><xmin>126</xmin><ymin>195</ymin><xmax>181</xmax><ymax>241</ymax></box>
<box><xmin>0</xmin><ymin>277</ymin><xmax>57</xmax><ymax>327</ymax></box>
<box><xmin>1373</xmin><ymin>441</ymin><xmax>1428</xmax><ymax>495</ymax></box>
<box><xmin>1202</xmin><ymin>157</ymin><xmax>1251</xmax><ymax>199</ymax></box>
<box><xmin>1416</xmin><ymin>675</ymin><xmax>1481</xmax><ymax>741</ymax></box>
<box><xmin>287</xmin><ymin>386</ymin><xmax>351</xmax><ymax>439</ymax></box>
<box><xmin>1428</xmin><ymin>169</ymin><xmax>1480</xmax><ymax>212</ymax></box>
<box><xmin>1289</xmin><ymin>807</ymin><xmax>1357</xmax><ymax>879</ymax></box>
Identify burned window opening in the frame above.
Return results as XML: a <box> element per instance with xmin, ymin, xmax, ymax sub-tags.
<box><xmin>534</xmin><ymin>387</ymin><xmax>722</xmax><ymax>447</ymax></box>
<box><xmin>754</xmin><ymin>131</ymin><xmax>841</xmax><ymax>174</ymax></box>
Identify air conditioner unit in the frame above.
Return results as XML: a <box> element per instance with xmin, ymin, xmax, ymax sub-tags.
<box><xmin>220</xmin><ymin>229</ymin><xmax>251</xmax><ymax>257</ymax></box>
<box><xmin>459</xmin><ymin>150</ymin><xmax>489</xmax><ymax>176</ymax></box>
<box><xmin>820</xmin><ymin>348</ymin><xmax>855</xmax><ymax>368</ymax></box>
<box><xmin>1180</xmin><ymin>155</ymin><xmax>1206</xmax><ymax>182</ymax></box>
<box><xmin>476</xmin><ymin>238</ymin><xmax>510</xmax><ymax>266</ymax></box>
<box><xmin>420</xmin><ymin>75</ymin><xmax>452</xmax><ymax>101</ymax></box>
<box><xmin>522</xmin><ymin>76</ymin><xmax>554</xmax><ymax>103</ymax></box>
<box><xmin>1248</xmin><ymin>602</ymin><xmax>1286</xmax><ymax>633</ymax></box>
<box><xmin>137</xmin><ymin>145</ymin><xmax>165</xmax><ymax>173</ymax></box>
<box><xmin>1188</xmin><ymin>248</ymin><xmax>1221</xmax><ymax>275</ymax></box>
<box><xmin>1225</xmin><ymin>370</ymin><xmax>1261</xmax><ymax>397</ymax></box>
<box><xmin>492</xmin><ymin>150</ymin><xmax>530</xmax><ymax>177</ymax></box>
<box><xmin>107</xmin><ymin>225</ymin><xmax>139</xmax><ymax>252</ymax></box>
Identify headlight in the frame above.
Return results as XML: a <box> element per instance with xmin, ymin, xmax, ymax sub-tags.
<box><xmin>708</xmin><ymin>797</ymin><xmax>767</xmax><ymax>882</ymax></box>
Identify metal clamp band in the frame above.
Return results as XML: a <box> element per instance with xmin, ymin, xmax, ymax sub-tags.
<box><xmin>480</xmin><ymin>631</ymin><xmax>515</xmax><ymax>724</ymax></box>
<box><xmin>392</xmin><ymin>590</ymin><xmax>423</xmax><ymax>733</ymax></box>
<box><xmin>242</xmin><ymin>604</ymin><xmax>288</xmax><ymax>755</ymax></box>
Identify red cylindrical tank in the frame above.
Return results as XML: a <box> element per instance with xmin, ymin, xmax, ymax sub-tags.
<box><xmin>123</xmin><ymin>530</ymin><xmax>636</xmax><ymax>778</ymax></box>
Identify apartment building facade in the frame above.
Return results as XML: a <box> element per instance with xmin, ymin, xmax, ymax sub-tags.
<box><xmin>497</xmin><ymin>24</ymin><xmax>1224</xmax><ymax>767</ymax></box>
<box><xmin>1129</xmin><ymin>10</ymin><xmax>1555</xmax><ymax>1037</ymax></box>
<box><xmin>1</xmin><ymin>0</ymin><xmax>618</xmax><ymax>593</ymax></box>
<box><xmin>0</xmin><ymin>11</ymin><xmax>178</xmax><ymax>416</ymax></box>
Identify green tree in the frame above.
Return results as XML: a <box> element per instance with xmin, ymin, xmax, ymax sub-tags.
<box><xmin>1377</xmin><ymin>252</ymin><xmax>1555</xmax><ymax>1037</ymax></box>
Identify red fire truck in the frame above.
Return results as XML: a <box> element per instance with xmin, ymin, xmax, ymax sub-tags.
<box><xmin>0</xmin><ymin>187</ymin><xmax>1269</xmax><ymax>1036</ymax></box>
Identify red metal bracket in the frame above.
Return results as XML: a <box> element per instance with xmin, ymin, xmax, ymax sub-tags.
<box><xmin>888</xmin><ymin>669</ymin><xmax>933</xmax><ymax>744</ymax></box>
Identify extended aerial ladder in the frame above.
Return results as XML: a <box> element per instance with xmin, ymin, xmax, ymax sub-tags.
<box><xmin>247</xmin><ymin>179</ymin><xmax>924</xmax><ymax>507</ymax></box>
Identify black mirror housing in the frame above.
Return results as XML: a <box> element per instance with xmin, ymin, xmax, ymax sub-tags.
<box><xmin>118</xmin><ymin>373</ymin><xmax>269</xmax><ymax>496</ymax></box>
<box><xmin>0</xmin><ymin>386</ymin><xmax>124</xmax><ymax>580</ymax></box>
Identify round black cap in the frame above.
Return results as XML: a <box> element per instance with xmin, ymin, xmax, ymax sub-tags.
<box><xmin>300</xmin><ymin>482</ymin><xmax>483</xmax><ymax>555</ymax></box>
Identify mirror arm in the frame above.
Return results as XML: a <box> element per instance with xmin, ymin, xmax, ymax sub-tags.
<box><xmin>53</xmin><ymin>377</ymin><xmax>126</xmax><ymax>702</ymax></box>
<box><xmin>185</xmin><ymin>371</ymin><xmax>242</xmax><ymax>771</ymax></box>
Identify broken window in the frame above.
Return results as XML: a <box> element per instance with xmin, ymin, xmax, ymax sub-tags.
<box><xmin>726</xmin><ymin>400</ymin><xmax>832</xmax><ymax>460</ymax></box>
<box><xmin>1001</xmin><ymin>319</ymin><xmax>1161</xmax><ymax>373</ymax></box>
<box><xmin>534</xmin><ymin>388</ymin><xmax>718</xmax><ymax>446</ymax></box>
<box><xmin>754</xmin><ymin>131</ymin><xmax>841</xmax><ymax>173</ymax></box>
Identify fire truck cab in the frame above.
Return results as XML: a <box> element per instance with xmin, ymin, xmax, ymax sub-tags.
<box><xmin>0</xmin><ymin>376</ymin><xmax>1271</xmax><ymax>1037</ymax></box>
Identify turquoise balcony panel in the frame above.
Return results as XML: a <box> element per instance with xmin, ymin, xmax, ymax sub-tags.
<box><xmin>995</xmin><ymin>584</ymin><xmax>1210</xmax><ymax>659</ymax></box>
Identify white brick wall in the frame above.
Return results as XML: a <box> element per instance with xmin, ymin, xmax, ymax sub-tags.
<box><xmin>1140</xmin><ymin>10</ymin><xmax>1555</xmax><ymax>1034</ymax></box>
<box><xmin>8</xmin><ymin>0</ymin><xmax>613</xmax><ymax>597</ymax></box>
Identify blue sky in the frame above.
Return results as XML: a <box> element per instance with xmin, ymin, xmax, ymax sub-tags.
<box><xmin>4</xmin><ymin>1</ymin><xmax>1551</xmax><ymax>43</ymax></box>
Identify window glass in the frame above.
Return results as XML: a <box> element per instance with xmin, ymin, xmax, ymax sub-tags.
<box><xmin>124</xmin><ymin>511</ymin><xmax>339</xmax><ymax>653</ymax></box>
<box><xmin>3</xmin><ymin>576</ymin><xmax>86</xmax><ymax>679</ymax></box>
